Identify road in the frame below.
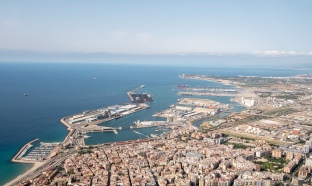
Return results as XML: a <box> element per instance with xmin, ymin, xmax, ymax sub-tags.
<box><xmin>5</xmin><ymin>151</ymin><xmax>75</xmax><ymax>186</ymax></box>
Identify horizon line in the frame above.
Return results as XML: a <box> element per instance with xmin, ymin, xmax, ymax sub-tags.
<box><xmin>1</xmin><ymin>49</ymin><xmax>312</xmax><ymax>57</ymax></box>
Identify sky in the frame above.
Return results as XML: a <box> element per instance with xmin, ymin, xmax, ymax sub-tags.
<box><xmin>0</xmin><ymin>0</ymin><xmax>312</xmax><ymax>65</ymax></box>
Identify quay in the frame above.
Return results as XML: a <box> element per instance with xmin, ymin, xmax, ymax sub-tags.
<box><xmin>84</xmin><ymin>126</ymin><xmax>122</xmax><ymax>134</ymax></box>
<box><xmin>12</xmin><ymin>138</ymin><xmax>39</xmax><ymax>163</ymax></box>
<box><xmin>127</xmin><ymin>85</ymin><xmax>153</xmax><ymax>103</ymax></box>
<box><xmin>131</xmin><ymin>120</ymin><xmax>167</xmax><ymax>128</ymax></box>
<box><xmin>176</xmin><ymin>86</ymin><xmax>238</xmax><ymax>97</ymax></box>
<box><xmin>177</xmin><ymin>86</ymin><xmax>237</xmax><ymax>92</ymax></box>
<box><xmin>62</xmin><ymin>103</ymin><xmax>150</xmax><ymax>126</ymax></box>
<box><xmin>178</xmin><ymin>91</ymin><xmax>237</xmax><ymax>97</ymax></box>
<box><xmin>91</xmin><ymin>138</ymin><xmax>155</xmax><ymax>148</ymax></box>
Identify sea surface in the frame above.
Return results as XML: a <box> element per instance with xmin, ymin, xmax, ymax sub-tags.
<box><xmin>0</xmin><ymin>62</ymin><xmax>309</xmax><ymax>185</ymax></box>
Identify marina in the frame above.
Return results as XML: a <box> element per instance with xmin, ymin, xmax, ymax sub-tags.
<box><xmin>21</xmin><ymin>142</ymin><xmax>59</xmax><ymax>162</ymax></box>
<box><xmin>11</xmin><ymin>140</ymin><xmax>59</xmax><ymax>164</ymax></box>
<box><xmin>11</xmin><ymin>139</ymin><xmax>39</xmax><ymax>163</ymax></box>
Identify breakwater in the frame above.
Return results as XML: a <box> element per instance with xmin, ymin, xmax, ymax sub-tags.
<box><xmin>11</xmin><ymin>138</ymin><xmax>39</xmax><ymax>163</ymax></box>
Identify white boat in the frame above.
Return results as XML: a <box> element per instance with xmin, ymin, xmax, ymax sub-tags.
<box><xmin>84</xmin><ymin>135</ymin><xmax>91</xmax><ymax>138</ymax></box>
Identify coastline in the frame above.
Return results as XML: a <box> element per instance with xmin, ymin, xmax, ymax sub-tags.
<box><xmin>5</xmin><ymin>117</ymin><xmax>73</xmax><ymax>186</ymax></box>
<box><xmin>4</xmin><ymin>162</ymin><xmax>44</xmax><ymax>186</ymax></box>
<box><xmin>60</xmin><ymin>116</ymin><xmax>74</xmax><ymax>143</ymax></box>
<box><xmin>180</xmin><ymin>75</ymin><xmax>249</xmax><ymax>107</ymax></box>
<box><xmin>5</xmin><ymin>76</ymin><xmax>244</xmax><ymax>185</ymax></box>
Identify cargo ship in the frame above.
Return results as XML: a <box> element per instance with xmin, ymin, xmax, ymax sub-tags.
<box><xmin>130</xmin><ymin>93</ymin><xmax>153</xmax><ymax>103</ymax></box>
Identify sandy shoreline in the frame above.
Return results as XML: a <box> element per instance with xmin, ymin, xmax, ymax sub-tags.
<box><xmin>4</xmin><ymin>162</ymin><xmax>44</xmax><ymax>186</ymax></box>
<box><xmin>4</xmin><ymin>118</ymin><xmax>71</xmax><ymax>185</ymax></box>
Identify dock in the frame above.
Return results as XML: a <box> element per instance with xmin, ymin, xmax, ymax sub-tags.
<box><xmin>82</xmin><ymin>124</ymin><xmax>122</xmax><ymax>133</ymax></box>
<box><xmin>131</xmin><ymin>120</ymin><xmax>167</xmax><ymax>128</ymax></box>
<box><xmin>84</xmin><ymin>127</ymin><xmax>121</xmax><ymax>134</ymax></box>
<box><xmin>21</xmin><ymin>142</ymin><xmax>59</xmax><ymax>162</ymax></box>
<box><xmin>127</xmin><ymin>85</ymin><xmax>145</xmax><ymax>102</ymax></box>
<box><xmin>127</xmin><ymin>85</ymin><xmax>153</xmax><ymax>103</ymax></box>
<box><xmin>178</xmin><ymin>91</ymin><xmax>237</xmax><ymax>97</ymax></box>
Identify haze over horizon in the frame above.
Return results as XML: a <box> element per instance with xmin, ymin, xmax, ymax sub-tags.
<box><xmin>1</xmin><ymin>0</ymin><xmax>312</xmax><ymax>66</ymax></box>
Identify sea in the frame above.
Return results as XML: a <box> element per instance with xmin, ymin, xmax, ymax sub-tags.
<box><xmin>0</xmin><ymin>62</ymin><xmax>309</xmax><ymax>185</ymax></box>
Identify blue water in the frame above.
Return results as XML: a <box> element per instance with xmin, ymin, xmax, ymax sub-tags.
<box><xmin>0</xmin><ymin>62</ymin><xmax>309</xmax><ymax>184</ymax></box>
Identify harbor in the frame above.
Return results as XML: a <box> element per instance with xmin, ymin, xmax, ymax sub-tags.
<box><xmin>11</xmin><ymin>85</ymin><xmax>154</xmax><ymax>165</ymax></box>
<box><xmin>3</xmin><ymin>71</ymin><xmax>247</xmax><ymax>186</ymax></box>
<box><xmin>59</xmin><ymin>85</ymin><xmax>153</xmax><ymax>147</ymax></box>
<box><xmin>5</xmin><ymin>77</ymin><xmax>246</xmax><ymax>185</ymax></box>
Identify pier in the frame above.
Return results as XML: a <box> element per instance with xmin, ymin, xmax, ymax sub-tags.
<box><xmin>127</xmin><ymin>85</ymin><xmax>153</xmax><ymax>103</ymax></box>
<box><xmin>12</xmin><ymin>138</ymin><xmax>39</xmax><ymax>163</ymax></box>
<box><xmin>131</xmin><ymin>120</ymin><xmax>167</xmax><ymax>128</ymax></box>
<box><xmin>84</xmin><ymin>126</ymin><xmax>122</xmax><ymax>134</ymax></box>
<box><xmin>127</xmin><ymin>85</ymin><xmax>145</xmax><ymax>102</ymax></box>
